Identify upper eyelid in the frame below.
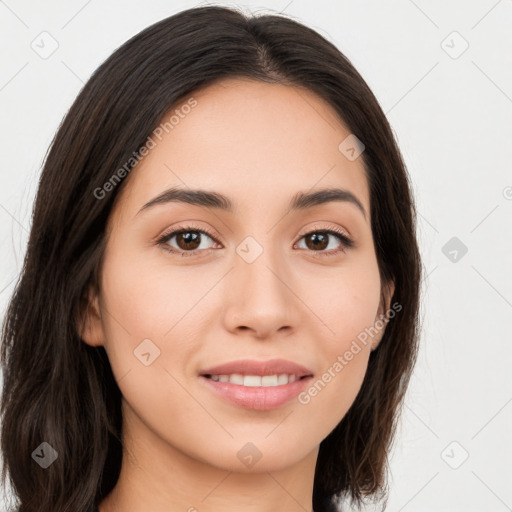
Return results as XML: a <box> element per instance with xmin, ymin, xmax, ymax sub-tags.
<box><xmin>158</xmin><ymin>224</ymin><xmax>217</xmax><ymax>240</ymax></box>
<box><xmin>299</xmin><ymin>223</ymin><xmax>351</xmax><ymax>238</ymax></box>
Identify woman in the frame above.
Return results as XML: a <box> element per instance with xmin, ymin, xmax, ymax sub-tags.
<box><xmin>0</xmin><ymin>5</ymin><xmax>422</xmax><ymax>512</ymax></box>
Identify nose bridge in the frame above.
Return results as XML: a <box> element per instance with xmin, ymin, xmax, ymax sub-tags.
<box><xmin>237</xmin><ymin>232</ymin><xmax>290</xmax><ymax>302</ymax></box>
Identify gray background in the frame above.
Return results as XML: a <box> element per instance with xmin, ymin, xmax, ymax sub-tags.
<box><xmin>1</xmin><ymin>0</ymin><xmax>511</xmax><ymax>510</ymax></box>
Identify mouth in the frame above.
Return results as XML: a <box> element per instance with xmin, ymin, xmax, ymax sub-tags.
<box><xmin>198</xmin><ymin>359</ymin><xmax>314</xmax><ymax>410</ymax></box>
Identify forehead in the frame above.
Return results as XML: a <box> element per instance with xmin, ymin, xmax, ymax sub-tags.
<box><xmin>113</xmin><ymin>77</ymin><xmax>370</xmax><ymax>221</ymax></box>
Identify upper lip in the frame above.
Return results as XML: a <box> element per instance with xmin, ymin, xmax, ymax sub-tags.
<box><xmin>200</xmin><ymin>358</ymin><xmax>314</xmax><ymax>378</ymax></box>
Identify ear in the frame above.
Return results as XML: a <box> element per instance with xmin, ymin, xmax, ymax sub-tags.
<box><xmin>371</xmin><ymin>279</ymin><xmax>396</xmax><ymax>351</ymax></box>
<box><xmin>78</xmin><ymin>283</ymin><xmax>105</xmax><ymax>347</ymax></box>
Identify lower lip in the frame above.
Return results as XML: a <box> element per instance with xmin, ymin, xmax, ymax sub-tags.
<box><xmin>199</xmin><ymin>375</ymin><xmax>313</xmax><ymax>410</ymax></box>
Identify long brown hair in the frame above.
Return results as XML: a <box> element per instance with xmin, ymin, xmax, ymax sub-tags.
<box><xmin>1</xmin><ymin>5</ymin><xmax>422</xmax><ymax>512</ymax></box>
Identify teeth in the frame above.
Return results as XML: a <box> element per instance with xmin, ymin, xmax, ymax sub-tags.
<box><xmin>230</xmin><ymin>373</ymin><xmax>244</xmax><ymax>385</ymax></box>
<box><xmin>243</xmin><ymin>375</ymin><xmax>261</xmax><ymax>387</ymax></box>
<box><xmin>277</xmin><ymin>374</ymin><xmax>288</xmax><ymax>385</ymax></box>
<box><xmin>261</xmin><ymin>375</ymin><xmax>278</xmax><ymax>386</ymax></box>
<box><xmin>208</xmin><ymin>373</ymin><xmax>301</xmax><ymax>386</ymax></box>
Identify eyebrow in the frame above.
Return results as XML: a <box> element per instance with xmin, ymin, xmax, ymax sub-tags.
<box><xmin>137</xmin><ymin>186</ymin><xmax>367</xmax><ymax>221</ymax></box>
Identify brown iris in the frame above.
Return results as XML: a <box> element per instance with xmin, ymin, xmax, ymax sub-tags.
<box><xmin>304</xmin><ymin>232</ymin><xmax>329</xmax><ymax>251</ymax></box>
<box><xmin>175</xmin><ymin>231</ymin><xmax>202</xmax><ymax>251</ymax></box>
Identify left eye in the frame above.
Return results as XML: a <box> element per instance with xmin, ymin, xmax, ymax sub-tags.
<box><xmin>295</xmin><ymin>229</ymin><xmax>354</xmax><ymax>254</ymax></box>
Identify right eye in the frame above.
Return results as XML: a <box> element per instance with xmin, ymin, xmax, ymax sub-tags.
<box><xmin>156</xmin><ymin>225</ymin><xmax>222</xmax><ymax>257</ymax></box>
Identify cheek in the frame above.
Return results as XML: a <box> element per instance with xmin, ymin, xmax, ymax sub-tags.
<box><xmin>313</xmin><ymin>257</ymin><xmax>382</xmax><ymax>352</ymax></box>
<box><xmin>98</xmin><ymin>246</ymin><xmax>199</xmax><ymax>381</ymax></box>
<box><xmin>100</xmin><ymin>241</ymin><xmax>205</xmax><ymax>338</ymax></box>
<box><xmin>297</xmin><ymin>290</ymin><xmax>377</xmax><ymax>440</ymax></box>
<box><xmin>98</xmin><ymin>252</ymin><xmax>206</xmax><ymax>438</ymax></box>
<box><xmin>298</xmin><ymin>259</ymin><xmax>380</xmax><ymax>424</ymax></box>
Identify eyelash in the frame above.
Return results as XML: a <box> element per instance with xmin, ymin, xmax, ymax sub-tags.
<box><xmin>156</xmin><ymin>224</ymin><xmax>354</xmax><ymax>258</ymax></box>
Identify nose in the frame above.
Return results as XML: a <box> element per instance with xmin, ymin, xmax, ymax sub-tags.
<box><xmin>222</xmin><ymin>246</ymin><xmax>301</xmax><ymax>340</ymax></box>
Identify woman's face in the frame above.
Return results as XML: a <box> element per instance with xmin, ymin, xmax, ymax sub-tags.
<box><xmin>83</xmin><ymin>77</ymin><xmax>394</xmax><ymax>473</ymax></box>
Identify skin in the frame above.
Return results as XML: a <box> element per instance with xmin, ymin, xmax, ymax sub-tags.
<box><xmin>81</xmin><ymin>77</ymin><xmax>394</xmax><ymax>512</ymax></box>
